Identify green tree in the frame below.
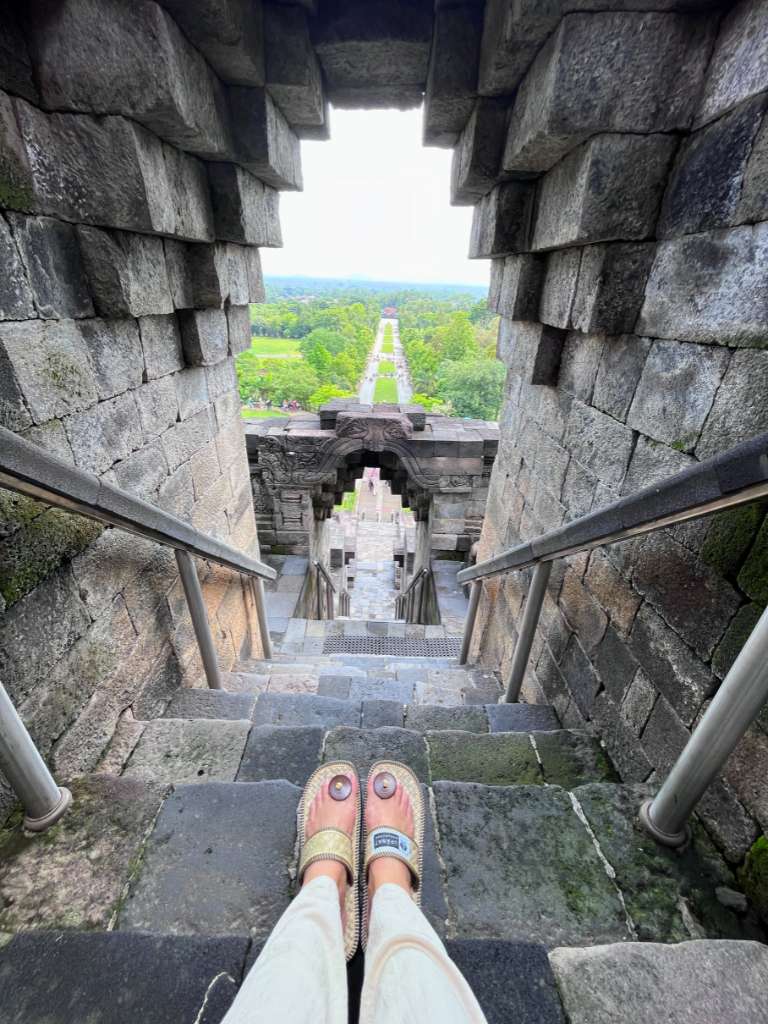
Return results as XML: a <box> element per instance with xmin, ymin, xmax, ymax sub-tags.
<box><xmin>435</xmin><ymin>359</ymin><xmax>506</xmax><ymax>419</ymax></box>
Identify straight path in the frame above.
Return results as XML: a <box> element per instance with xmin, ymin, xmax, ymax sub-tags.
<box><xmin>358</xmin><ymin>316</ymin><xmax>413</xmax><ymax>404</ymax></box>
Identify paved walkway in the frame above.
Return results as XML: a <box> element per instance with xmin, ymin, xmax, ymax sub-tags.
<box><xmin>358</xmin><ymin>316</ymin><xmax>413</xmax><ymax>404</ymax></box>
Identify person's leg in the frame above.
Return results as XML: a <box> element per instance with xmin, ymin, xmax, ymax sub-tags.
<box><xmin>221</xmin><ymin>773</ymin><xmax>358</xmax><ymax>1024</ymax></box>
<box><xmin>359</xmin><ymin>779</ymin><xmax>488</xmax><ymax>1024</ymax></box>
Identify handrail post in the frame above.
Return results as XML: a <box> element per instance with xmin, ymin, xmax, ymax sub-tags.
<box><xmin>504</xmin><ymin>560</ymin><xmax>552</xmax><ymax>703</ymax></box>
<box><xmin>459</xmin><ymin>580</ymin><xmax>482</xmax><ymax>666</ymax></box>
<box><xmin>175</xmin><ymin>550</ymin><xmax>223</xmax><ymax>690</ymax></box>
<box><xmin>316</xmin><ymin>564</ymin><xmax>323</xmax><ymax>619</ymax></box>
<box><xmin>640</xmin><ymin>602</ymin><xmax>768</xmax><ymax>847</ymax></box>
<box><xmin>251</xmin><ymin>578</ymin><xmax>273</xmax><ymax>661</ymax></box>
<box><xmin>0</xmin><ymin>682</ymin><xmax>72</xmax><ymax>832</ymax></box>
<box><xmin>326</xmin><ymin>579</ymin><xmax>334</xmax><ymax>620</ymax></box>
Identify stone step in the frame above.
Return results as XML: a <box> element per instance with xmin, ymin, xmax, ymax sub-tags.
<box><xmin>1</xmin><ymin>780</ymin><xmax>756</xmax><ymax>951</ymax></box>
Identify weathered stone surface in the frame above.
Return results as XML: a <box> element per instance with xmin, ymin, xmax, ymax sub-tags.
<box><xmin>175</xmin><ymin>367</ymin><xmax>209</xmax><ymax>422</ymax></box>
<box><xmin>136</xmin><ymin>376</ymin><xmax>179</xmax><ymax>440</ymax></box>
<box><xmin>0</xmin><ymin>92</ymin><xmax>35</xmax><ymax>213</ymax></box>
<box><xmin>0</xmin><ymin>10</ymin><xmax>38</xmax><ymax>103</ymax></box>
<box><xmin>347</xmin><ymin>677</ymin><xmax>414</xmax><ymax>703</ymax></box>
<box><xmin>593</xmin><ymin>624</ymin><xmax>641</xmax><ymax>704</ymax></box>
<box><xmin>323</xmin><ymin>726</ymin><xmax>430</xmax><ymax>783</ymax></box>
<box><xmin>626</xmin><ymin>339</ymin><xmax>729</xmax><ymax>451</ymax></box>
<box><xmin>660</xmin><ymin>96</ymin><xmax>767</xmax><ymax>237</ymax></box>
<box><xmin>7</xmin><ymin>214</ymin><xmax>92</xmax><ymax>319</ymax></box>
<box><xmin>178</xmin><ymin>308</ymin><xmax>229</xmax><ymax>367</ymax></box>
<box><xmin>572</xmin><ymin>244</ymin><xmax>656</xmax><ymax>336</ymax></box>
<box><xmin>406</xmin><ymin>705</ymin><xmax>488</xmax><ymax>733</ymax></box>
<box><xmin>468</xmin><ymin>182</ymin><xmax>535</xmax><ymax>259</ymax></box>
<box><xmin>361</xmin><ymin>699</ymin><xmax>404</xmax><ymax>728</ymax></box>
<box><xmin>559</xmin><ymin>571</ymin><xmax>608</xmax><ymax>653</ymax></box>
<box><xmin>14</xmin><ymin>101</ymin><xmax>213</xmax><ymax>240</ymax></box>
<box><xmin>0</xmin><ymin>931</ymin><xmax>246</xmax><ymax>1024</ymax></box>
<box><xmin>497</xmin><ymin>320</ymin><xmax>565</xmax><ymax>386</ymax></box>
<box><xmin>590</xmin><ymin>692</ymin><xmax>652</xmax><ymax>784</ymax></box>
<box><xmin>433</xmin><ymin>782</ymin><xmax>630</xmax><ymax>945</ymax></box>
<box><xmin>697</xmin><ymin>0</ymin><xmax>768</xmax><ymax>126</ymax></box>
<box><xmin>228</xmin><ymin>87</ymin><xmax>302</xmax><ymax>190</ymax></box>
<box><xmin>637</xmin><ymin>224</ymin><xmax>768</xmax><ymax>346</ymax></box>
<box><xmin>77</xmin><ymin>227</ymin><xmax>173</xmax><ymax>317</ymax></box>
<box><xmin>486</xmin><ymin>703</ymin><xmax>560</xmax><ymax>733</ymax></box>
<box><xmin>253</xmin><ymin>692</ymin><xmax>360</xmax><ymax>728</ymax></box>
<box><xmin>65</xmin><ymin>392</ymin><xmax>142</xmax><ymax>474</ymax></box>
<box><xmin>264</xmin><ymin>4</ymin><xmax>324</xmax><ymax>129</ymax></box>
<box><xmin>532</xmin><ymin>134</ymin><xmax>677</xmax><ymax>251</ymax></box>
<box><xmin>429</xmin><ymin>730</ymin><xmax>541</xmax><ymax>786</ymax></box>
<box><xmin>491</xmin><ymin>254</ymin><xmax>544</xmax><ymax>320</ymax></box>
<box><xmin>0</xmin><ymin>214</ymin><xmax>35</xmax><ymax>320</ymax></box>
<box><xmin>227</xmin><ymin>304</ymin><xmax>252</xmax><ymax>356</ymax></box>
<box><xmin>25</xmin><ymin>0</ymin><xmax>233</xmax><ymax>159</ymax></box>
<box><xmin>559</xmin><ymin>634</ymin><xmax>601</xmax><ymax>720</ymax></box>
<box><xmin>534</xmin><ymin>730</ymin><xmax>614</xmax><ymax>789</ymax></box>
<box><xmin>620</xmin><ymin>670</ymin><xmax>657</xmax><ymax>736</ymax></box>
<box><xmin>165</xmin><ymin>688</ymin><xmax>256</xmax><ymax>721</ymax></box>
<box><xmin>79</xmin><ymin>318</ymin><xmax>144</xmax><ymax>401</ymax></box>
<box><xmin>0</xmin><ymin>775</ymin><xmax>167</xmax><ymax>931</ymax></box>
<box><xmin>539</xmin><ymin>249</ymin><xmax>581</xmax><ymax>329</ymax></box>
<box><xmin>423</xmin><ymin>3</ymin><xmax>484</xmax><ymax>147</ymax></box>
<box><xmin>697</xmin><ymin>349</ymin><xmax>768</xmax><ymax>459</ymax></box>
<box><xmin>592</xmin><ymin>335</ymin><xmax>651</xmax><ymax>423</ymax></box>
<box><xmin>564</xmin><ymin>402</ymin><xmax>634</xmax><ymax>489</ymax></box>
<box><xmin>123</xmin><ymin>718</ymin><xmax>250</xmax><ymax>784</ymax></box>
<box><xmin>207</xmin><ymin>163</ymin><xmax>282</xmax><ymax>246</ymax></box>
<box><xmin>503</xmin><ymin>12</ymin><xmax>712</xmax><ymax>174</ymax></box>
<box><xmin>550</xmin><ymin>939</ymin><xmax>768</xmax><ymax>1023</ymax></box>
<box><xmin>451</xmin><ymin>99</ymin><xmax>508</xmax><ymax>205</ymax></box>
<box><xmin>138</xmin><ymin>314</ymin><xmax>185</xmax><ymax>380</ymax></box>
<box><xmin>555</xmin><ymin>332</ymin><xmax>603</xmax><ymax>404</ymax></box>
<box><xmin>237</xmin><ymin>724</ymin><xmax>323</xmax><ymax>786</ymax></box>
<box><xmin>119</xmin><ymin>781</ymin><xmax>298</xmax><ymax>937</ymax></box>
<box><xmin>0</xmin><ymin>319</ymin><xmax>98</xmax><ymax>429</ymax></box>
<box><xmin>159</xmin><ymin>0</ymin><xmax>265</xmax><ymax>87</ymax></box>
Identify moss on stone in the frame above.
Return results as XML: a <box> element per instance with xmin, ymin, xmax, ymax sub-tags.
<box><xmin>738</xmin><ymin>835</ymin><xmax>768</xmax><ymax>924</ymax></box>
<box><xmin>0</xmin><ymin>508</ymin><xmax>102</xmax><ymax>606</ymax></box>
<box><xmin>0</xmin><ymin>491</ymin><xmax>44</xmax><ymax>539</ymax></box>
<box><xmin>738</xmin><ymin>516</ymin><xmax>768</xmax><ymax>604</ymax></box>
<box><xmin>701</xmin><ymin>503</ymin><xmax>766</xmax><ymax>579</ymax></box>
<box><xmin>712</xmin><ymin>603</ymin><xmax>765</xmax><ymax>678</ymax></box>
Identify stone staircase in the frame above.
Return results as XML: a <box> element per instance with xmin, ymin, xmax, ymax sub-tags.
<box><xmin>0</xmin><ymin>618</ymin><xmax>766</xmax><ymax>1022</ymax></box>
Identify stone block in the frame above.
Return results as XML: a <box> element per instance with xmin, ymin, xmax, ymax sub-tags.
<box><xmin>360</xmin><ymin>699</ymin><xmax>404</xmax><ymax>728</ymax></box>
<box><xmin>535</xmin><ymin>730</ymin><xmax>615</xmax><ymax>789</ymax></box>
<box><xmin>572</xmin><ymin>243</ymin><xmax>656</xmax><ymax>336</ymax></box>
<box><xmin>76</xmin><ymin>227</ymin><xmax>173</xmax><ymax>317</ymax></box>
<box><xmin>113</xmin><ymin>443</ymin><xmax>169</xmax><ymax>499</ymax></box>
<box><xmin>559</xmin><ymin>571</ymin><xmax>608</xmax><ymax>653</ymax></box>
<box><xmin>25</xmin><ymin>0</ymin><xmax>233</xmax><ymax>159</ymax></box>
<box><xmin>660</xmin><ymin>96</ymin><xmax>768</xmax><ymax>237</ymax></box>
<box><xmin>486</xmin><ymin>703</ymin><xmax>560</xmax><ymax>733</ymax></box>
<box><xmin>228</xmin><ymin>87</ymin><xmax>302</xmax><ymax>190</ymax></box>
<box><xmin>207</xmin><ymin>162</ymin><xmax>282</xmax><ymax>245</ymax></box>
<box><xmin>139</xmin><ymin>314</ymin><xmax>185</xmax><ymax>380</ymax></box>
<box><xmin>629</xmin><ymin>605</ymin><xmax>714</xmax><ymax>726</ymax></box>
<box><xmin>119</xmin><ymin>780</ymin><xmax>298</xmax><ymax>937</ymax></box>
<box><xmin>468</xmin><ymin>181</ymin><xmax>535</xmax><ymax>259</ymax></box>
<box><xmin>160</xmin><ymin>407</ymin><xmax>212</xmax><ymax>471</ymax></box>
<box><xmin>559</xmin><ymin>634</ymin><xmax>601</xmax><ymax>720</ymax></box>
<box><xmin>264</xmin><ymin>3</ymin><xmax>324</xmax><ymax>129</ymax></box>
<box><xmin>0</xmin><ymin>319</ymin><xmax>98</xmax><ymax>430</ymax></box>
<box><xmin>492</xmin><ymin>254</ymin><xmax>544</xmax><ymax>320</ymax></box>
<box><xmin>173</xmin><ymin>366</ymin><xmax>209</xmax><ymax>421</ymax></box>
<box><xmin>178</xmin><ymin>308</ymin><xmax>229</xmax><ymax>367</ymax></box>
<box><xmin>227</xmin><ymin>304</ymin><xmax>252</xmax><ymax>356</ymax></box>
<box><xmin>0</xmin><ymin>214</ymin><xmax>35</xmax><ymax>320</ymax></box>
<box><xmin>253</xmin><ymin>692</ymin><xmax>360</xmax><ymax>728</ymax></box>
<box><xmin>626</xmin><ymin>339</ymin><xmax>729</xmax><ymax>451</ymax></box>
<box><xmin>0</xmin><ymin>9</ymin><xmax>38</xmax><ymax>103</ymax></box>
<box><xmin>0</xmin><ymin>931</ymin><xmax>247</xmax><ymax>1024</ymax></box>
<box><xmin>429</xmin><ymin>730</ymin><xmax>542</xmax><ymax>786</ymax></box>
<box><xmin>406</xmin><ymin>705</ymin><xmax>488</xmax><ymax>733</ymax></box>
<box><xmin>0</xmin><ymin>92</ymin><xmax>35</xmax><ymax>214</ymax></box>
<box><xmin>79</xmin><ymin>318</ymin><xmax>144</xmax><ymax>401</ymax></box>
<box><xmin>0</xmin><ymin>775</ymin><xmax>167</xmax><ymax>932</ymax></box>
<box><xmin>551</xmin><ymin>939</ymin><xmax>768</xmax><ymax>1023</ymax></box>
<box><xmin>532</xmin><ymin>134</ymin><xmax>677</xmax><ymax>251</ymax></box>
<box><xmin>637</xmin><ymin>224</ymin><xmax>768</xmax><ymax>346</ymax></box>
<box><xmin>584</xmin><ymin>548</ymin><xmax>642</xmax><ymax>637</ymax></box>
<box><xmin>451</xmin><ymin>98</ymin><xmax>508</xmax><ymax>205</ymax></box>
<box><xmin>165</xmin><ymin>689</ymin><xmax>256</xmax><ymax>720</ymax></box>
<box><xmin>16</xmin><ymin>102</ymin><xmax>212</xmax><ymax>239</ymax></box>
<box><xmin>65</xmin><ymin>392</ymin><xmax>143</xmax><ymax>474</ymax></box>
<box><xmin>7</xmin><ymin>214</ymin><xmax>92</xmax><ymax>319</ymax></box>
<box><xmin>592</xmin><ymin>335</ymin><xmax>651</xmax><ymax>423</ymax></box>
<box><xmin>699</xmin><ymin>350</ymin><xmax>768</xmax><ymax>461</ymax></box>
<box><xmin>620</xmin><ymin>669</ymin><xmax>657</xmax><ymax>736</ymax></box>
<box><xmin>236</xmin><ymin>724</ymin><xmax>323</xmax><ymax>785</ymax></box>
<box><xmin>433</xmin><ymin>781</ymin><xmax>630</xmax><ymax>945</ymax></box>
<box><xmin>564</xmin><ymin>402</ymin><xmax>635</xmax><ymax>489</ymax></box>
<box><xmin>497</xmin><ymin>320</ymin><xmax>565</xmax><ymax>386</ymax></box>
<box><xmin>539</xmin><ymin>249</ymin><xmax>581</xmax><ymax>329</ymax></box>
<box><xmin>589</xmin><ymin>691</ymin><xmax>653</xmax><ymax>783</ymax></box>
<box><xmin>503</xmin><ymin>12</ymin><xmax>712</xmax><ymax>174</ymax></box>
<box><xmin>158</xmin><ymin>0</ymin><xmax>265</xmax><ymax>87</ymax></box>
<box><xmin>554</xmin><ymin>332</ymin><xmax>603</xmax><ymax>405</ymax></box>
<box><xmin>323</xmin><ymin>726</ymin><xmax>430</xmax><ymax>783</ymax></box>
<box><xmin>423</xmin><ymin>3</ymin><xmax>484</xmax><ymax>147</ymax></box>
<box><xmin>123</xmin><ymin>718</ymin><xmax>250</xmax><ymax>784</ymax></box>
<box><xmin>696</xmin><ymin>0</ymin><xmax>768</xmax><ymax>126</ymax></box>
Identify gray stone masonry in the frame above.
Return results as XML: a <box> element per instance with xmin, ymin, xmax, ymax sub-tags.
<box><xmin>157</xmin><ymin>0</ymin><xmax>266</xmax><ymax>87</ymax></box>
<box><xmin>423</xmin><ymin>2</ymin><xmax>484</xmax><ymax>147</ymax></box>
<box><xmin>264</xmin><ymin>3</ymin><xmax>325</xmax><ymax>132</ymax></box>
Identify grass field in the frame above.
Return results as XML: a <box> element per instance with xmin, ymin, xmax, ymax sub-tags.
<box><xmin>380</xmin><ymin>338</ymin><xmax>394</xmax><ymax>354</ymax></box>
<box><xmin>249</xmin><ymin>336</ymin><xmax>302</xmax><ymax>357</ymax></box>
<box><xmin>373</xmin><ymin>376</ymin><xmax>398</xmax><ymax>402</ymax></box>
<box><xmin>242</xmin><ymin>408</ymin><xmax>289</xmax><ymax>418</ymax></box>
<box><xmin>378</xmin><ymin>359</ymin><xmax>396</xmax><ymax>374</ymax></box>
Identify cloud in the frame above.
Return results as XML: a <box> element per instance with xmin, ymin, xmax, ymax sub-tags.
<box><xmin>261</xmin><ymin>106</ymin><xmax>490</xmax><ymax>288</ymax></box>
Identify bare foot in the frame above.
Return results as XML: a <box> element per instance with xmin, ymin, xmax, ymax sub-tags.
<box><xmin>303</xmin><ymin>772</ymin><xmax>358</xmax><ymax>920</ymax></box>
<box><xmin>365</xmin><ymin>771</ymin><xmax>414</xmax><ymax>902</ymax></box>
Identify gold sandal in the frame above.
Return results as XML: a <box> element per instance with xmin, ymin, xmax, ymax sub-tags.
<box><xmin>361</xmin><ymin>760</ymin><xmax>425</xmax><ymax>951</ymax></box>
<box><xmin>297</xmin><ymin>761</ymin><xmax>361</xmax><ymax>961</ymax></box>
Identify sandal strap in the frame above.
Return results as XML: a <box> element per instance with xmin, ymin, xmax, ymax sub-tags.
<box><xmin>364</xmin><ymin>827</ymin><xmax>421</xmax><ymax>888</ymax></box>
<box><xmin>299</xmin><ymin>827</ymin><xmax>355</xmax><ymax>883</ymax></box>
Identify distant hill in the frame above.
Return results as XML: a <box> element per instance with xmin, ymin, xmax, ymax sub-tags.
<box><xmin>265</xmin><ymin>274</ymin><xmax>487</xmax><ymax>303</ymax></box>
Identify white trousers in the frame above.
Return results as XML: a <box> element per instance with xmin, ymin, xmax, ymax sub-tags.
<box><xmin>222</xmin><ymin>876</ymin><xmax>488</xmax><ymax>1024</ymax></box>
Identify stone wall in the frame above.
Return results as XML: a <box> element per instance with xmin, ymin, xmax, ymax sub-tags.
<box><xmin>0</xmin><ymin>0</ymin><xmax>323</xmax><ymax>821</ymax></box>
<box><xmin>467</xmin><ymin>0</ymin><xmax>768</xmax><ymax>866</ymax></box>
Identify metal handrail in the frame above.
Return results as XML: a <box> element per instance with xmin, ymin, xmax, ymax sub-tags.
<box><xmin>313</xmin><ymin>559</ymin><xmax>337</xmax><ymax>593</ymax></box>
<box><xmin>0</xmin><ymin>424</ymin><xmax>277</xmax><ymax>831</ymax></box>
<box><xmin>455</xmin><ymin>431</ymin><xmax>768</xmax><ymax>848</ymax></box>
<box><xmin>402</xmin><ymin>566</ymin><xmax>428</xmax><ymax>598</ymax></box>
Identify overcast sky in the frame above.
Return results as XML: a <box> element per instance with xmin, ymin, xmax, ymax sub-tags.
<box><xmin>261</xmin><ymin>107</ymin><xmax>490</xmax><ymax>288</ymax></box>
